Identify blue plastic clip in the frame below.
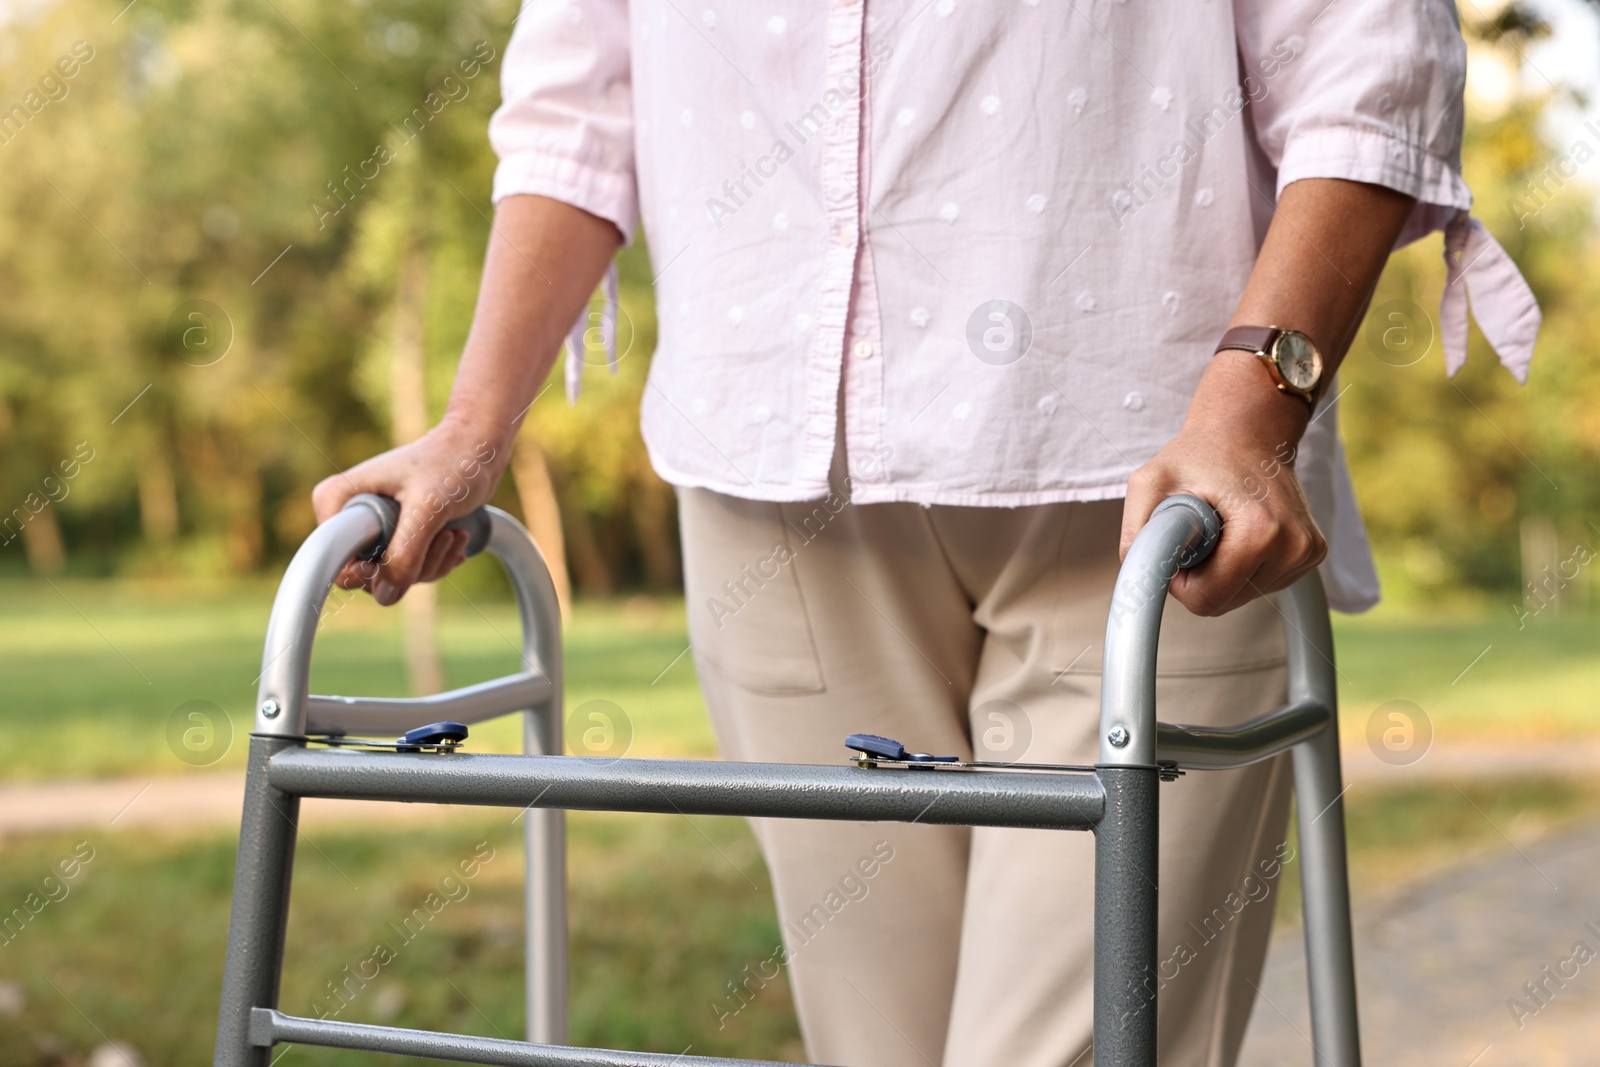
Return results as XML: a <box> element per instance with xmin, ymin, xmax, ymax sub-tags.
<box><xmin>845</xmin><ymin>733</ymin><xmax>959</xmax><ymax>763</ymax></box>
<box><xmin>397</xmin><ymin>721</ymin><xmax>469</xmax><ymax>752</ymax></box>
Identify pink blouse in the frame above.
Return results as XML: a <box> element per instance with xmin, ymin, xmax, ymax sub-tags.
<box><xmin>488</xmin><ymin>0</ymin><xmax>1540</xmax><ymax>612</ymax></box>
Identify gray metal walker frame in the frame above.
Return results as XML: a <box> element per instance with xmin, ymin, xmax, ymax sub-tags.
<box><xmin>214</xmin><ymin>492</ymin><xmax>1361</xmax><ymax>1067</ymax></box>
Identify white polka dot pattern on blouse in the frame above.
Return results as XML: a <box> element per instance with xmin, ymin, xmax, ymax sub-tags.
<box><xmin>485</xmin><ymin>0</ymin><xmax>1534</xmax><ymax>616</ymax></box>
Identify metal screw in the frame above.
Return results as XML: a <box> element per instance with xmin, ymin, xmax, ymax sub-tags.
<box><xmin>260</xmin><ymin>698</ymin><xmax>281</xmax><ymax>720</ymax></box>
<box><xmin>1107</xmin><ymin>725</ymin><xmax>1130</xmax><ymax>748</ymax></box>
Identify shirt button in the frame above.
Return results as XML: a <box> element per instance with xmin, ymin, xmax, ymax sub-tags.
<box><xmin>834</xmin><ymin>226</ymin><xmax>854</xmax><ymax>247</ymax></box>
<box><xmin>853</xmin><ymin>341</ymin><xmax>875</xmax><ymax>360</ymax></box>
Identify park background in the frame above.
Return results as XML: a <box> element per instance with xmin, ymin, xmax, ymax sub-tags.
<box><xmin>1</xmin><ymin>0</ymin><xmax>1599</xmax><ymax>1064</ymax></box>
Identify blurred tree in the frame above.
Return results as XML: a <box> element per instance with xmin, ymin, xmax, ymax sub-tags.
<box><xmin>0</xmin><ymin>0</ymin><xmax>678</xmax><ymax>595</ymax></box>
<box><xmin>1340</xmin><ymin>0</ymin><xmax>1600</xmax><ymax>603</ymax></box>
<box><xmin>0</xmin><ymin>0</ymin><xmax>1586</xmax><ymax>608</ymax></box>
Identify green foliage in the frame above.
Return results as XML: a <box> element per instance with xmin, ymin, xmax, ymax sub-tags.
<box><xmin>0</xmin><ymin>0</ymin><xmax>667</xmax><ymax>587</ymax></box>
<box><xmin>1341</xmin><ymin>90</ymin><xmax>1600</xmax><ymax>599</ymax></box>
<box><xmin>0</xmin><ymin>0</ymin><xmax>1594</xmax><ymax>597</ymax></box>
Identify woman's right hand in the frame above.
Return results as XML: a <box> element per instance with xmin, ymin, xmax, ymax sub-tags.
<box><xmin>311</xmin><ymin>417</ymin><xmax>512</xmax><ymax>605</ymax></box>
<box><xmin>308</xmin><ymin>193</ymin><xmax>622</xmax><ymax>605</ymax></box>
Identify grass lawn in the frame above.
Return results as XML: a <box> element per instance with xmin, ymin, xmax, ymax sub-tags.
<box><xmin>1</xmin><ymin>574</ymin><xmax>1598</xmax><ymax>1063</ymax></box>
<box><xmin>5</xmin><ymin>778</ymin><xmax>1600</xmax><ymax>1066</ymax></box>
<box><xmin>2</xmin><ymin>571</ymin><xmax>1596</xmax><ymax>784</ymax></box>
<box><xmin>1330</xmin><ymin>606</ymin><xmax>1600</xmax><ymax>743</ymax></box>
<box><xmin>0</xmin><ymin>562</ymin><xmax>713</xmax><ymax>782</ymax></box>
<box><xmin>0</xmin><ymin>812</ymin><xmax>803</xmax><ymax>1066</ymax></box>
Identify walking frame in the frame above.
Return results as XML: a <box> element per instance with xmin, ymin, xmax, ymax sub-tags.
<box><xmin>213</xmin><ymin>492</ymin><xmax>1361</xmax><ymax>1066</ymax></box>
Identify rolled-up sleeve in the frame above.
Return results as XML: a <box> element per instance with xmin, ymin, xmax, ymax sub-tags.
<box><xmin>1235</xmin><ymin>0</ymin><xmax>1471</xmax><ymax>246</ymax></box>
<box><xmin>1236</xmin><ymin>0</ymin><xmax>1540</xmax><ymax>380</ymax></box>
<box><xmin>489</xmin><ymin>0</ymin><xmax>637</xmax><ymax>241</ymax></box>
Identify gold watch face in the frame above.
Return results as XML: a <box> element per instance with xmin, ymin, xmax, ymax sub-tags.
<box><xmin>1274</xmin><ymin>331</ymin><xmax>1322</xmax><ymax>393</ymax></box>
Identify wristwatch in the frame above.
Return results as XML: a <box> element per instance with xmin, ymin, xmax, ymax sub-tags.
<box><xmin>1213</xmin><ymin>325</ymin><xmax>1324</xmax><ymax>409</ymax></box>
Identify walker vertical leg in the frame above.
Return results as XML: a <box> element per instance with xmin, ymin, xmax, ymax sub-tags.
<box><xmin>523</xmin><ymin>701</ymin><xmax>568</xmax><ymax>1045</ymax></box>
<box><xmin>486</xmin><ymin>508</ymin><xmax>570</xmax><ymax>1045</ymax></box>
<box><xmin>1092</xmin><ymin>495</ymin><xmax>1219</xmax><ymax>1066</ymax></box>
<box><xmin>1293</xmin><ymin>730</ymin><xmax>1360</xmax><ymax>1067</ymax></box>
<box><xmin>1094</xmin><ymin>766</ymin><xmax>1160</xmax><ymax>1067</ymax></box>
<box><xmin>214</xmin><ymin>736</ymin><xmax>302</xmax><ymax>1067</ymax></box>
<box><xmin>1283</xmin><ymin>580</ymin><xmax>1361</xmax><ymax>1067</ymax></box>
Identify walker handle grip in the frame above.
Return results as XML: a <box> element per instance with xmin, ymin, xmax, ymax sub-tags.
<box><xmin>1151</xmin><ymin>493</ymin><xmax>1222</xmax><ymax>570</ymax></box>
<box><xmin>343</xmin><ymin>493</ymin><xmax>493</xmax><ymax>563</ymax></box>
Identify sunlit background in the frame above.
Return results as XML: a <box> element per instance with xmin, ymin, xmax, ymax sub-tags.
<box><xmin>1</xmin><ymin>0</ymin><xmax>1598</xmax><ymax>1064</ymax></box>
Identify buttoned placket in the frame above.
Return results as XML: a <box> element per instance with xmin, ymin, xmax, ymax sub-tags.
<box><xmin>798</xmin><ymin>0</ymin><xmax>869</xmax><ymax>491</ymax></box>
<box><xmin>842</xmin><ymin>14</ymin><xmax>888</xmax><ymax>493</ymax></box>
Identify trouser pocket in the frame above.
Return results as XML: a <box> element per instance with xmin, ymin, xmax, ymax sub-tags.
<box><xmin>678</xmin><ymin>486</ymin><xmax>826</xmax><ymax>694</ymax></box>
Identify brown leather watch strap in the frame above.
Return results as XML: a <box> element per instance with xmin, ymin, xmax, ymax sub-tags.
<box><xmin>1214</xmin><ymin>325</ymin><xmax>1280</xmax><ymax>356</ymax></box>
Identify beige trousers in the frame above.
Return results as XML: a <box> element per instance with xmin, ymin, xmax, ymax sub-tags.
<box><xmin>678</xmin><ymin>481</ymin><xmax>1293</xmax><ymax>1067</ymax></box>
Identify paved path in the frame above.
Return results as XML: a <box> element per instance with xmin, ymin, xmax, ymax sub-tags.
<box><xmin>1240</xmin><ymin>819</ymin><xmax>1600</xmax><ymax>1067</ymax></box>
<box><xmin>5</xmin><ymin>740</ymin><xmax>1596</xmax><ymax>836</ymax></box>
<box><xmin>1337</xmin><ymin>738</ymin><xmax>1600</xmax><ymax>785</ymax></box>
<box><xmin>4</xmin><ymin>746</ymin><xmax>1599</xmax><ymax>1064</ymax></box>
<box><xmin>0</xmin><ymin>769</ymin><xmax>475</xmax><ymax>834</ymax></box>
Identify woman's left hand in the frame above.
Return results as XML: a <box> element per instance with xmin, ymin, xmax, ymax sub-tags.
<box><xmin>1119</xmin><ymin>350</ymin><xmax>1327</xmax><ymax>617</ymax></box>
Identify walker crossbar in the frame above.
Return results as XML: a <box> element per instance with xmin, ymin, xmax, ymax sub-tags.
<box><xmin>267</xmin><ymin>748</ymin><xmax>1107</xmax><ymax>829</ymax></box>
<box><xmin>306</xmin><ymin>671</ymin><xmax>552</xmax><ymax>736</ymax></box>
<box><xmin>250</xmin><ymin>1008</ymin><xmax>803</xmax><ymax>1066</ymax></box>
<box><xmin>213</xmin><ymin>494</ymin><xmax>1362</xmax><ymax>1067</ymax></box>
<box><xmin>1155</xmin><ymin>697</ymin><xmax>1331</xmax><ymax>770</ymax></box>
